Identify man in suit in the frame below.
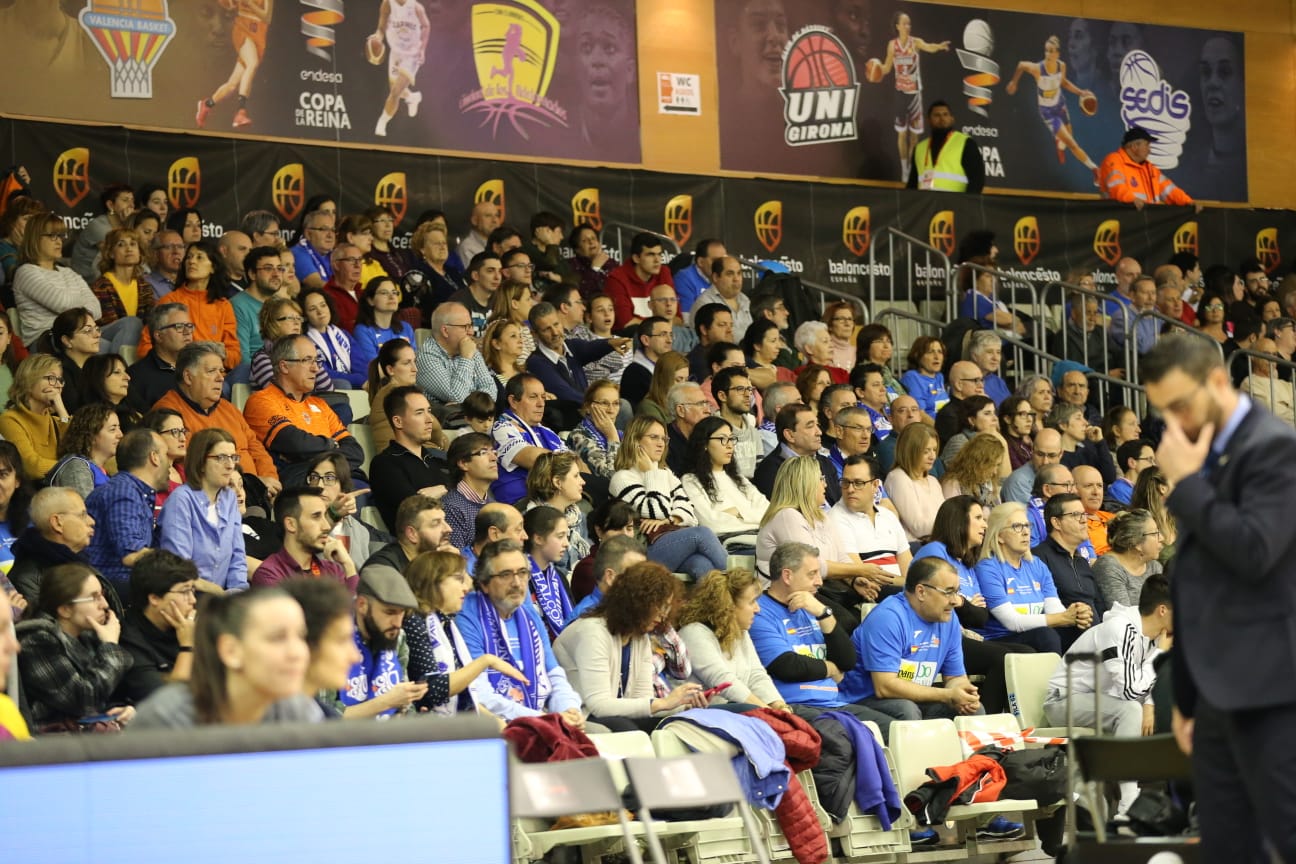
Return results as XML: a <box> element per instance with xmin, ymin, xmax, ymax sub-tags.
<box><xmin>1144</xmin><ymin>332</ymin><xmax>1296</xmax><ymax>861</ymax></box>
<box><xmin>526</xmin><ymin>302</ymin><xmax>625</xmax><ymax>431</ymax></box>
<box><xmin>753</xmin><ymin>402</ymin><xmax>841</xmax><ymax>505</ymax></box>
<box><xmin>619</xmin><ymin>316</ymin><xmax>672</xmax><ymax>407</ymax></box>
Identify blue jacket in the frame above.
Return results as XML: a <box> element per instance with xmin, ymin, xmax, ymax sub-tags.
<box><xmin>526</xmin><ymin>339</ymin><xmax>615</xmax><ymax>404</ymax></box>
<box><xmin>818</xmin><ymin>710</ymin><xmax>902</xmax><ymax>830</ymax></box>
<box><xmin>660</xmin><ymin>708</ymin><xmax>790</xmax><ymax>810</ymax></box>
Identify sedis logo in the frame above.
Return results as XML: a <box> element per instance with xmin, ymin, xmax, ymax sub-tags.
<box><xmin>956</xmin><ymin>19</ymin><xmax>999</xmax><ymax>117</ymax></box>
<box><xmin>664</xmin><ymin>195</ymin><xmax>693</xmax><ymax>248</ymax></box>
<box><xmin>374</xmin><ymin>172</ymin><xmax>408</xmax><ymax>225</ymax></box>
<box><xmin>167</xmin><ymin>157</ymin><xmax>201</xmax><ymax>210</ymax></box>
<box><xmin>1119</xmin><ymin>51</ymin><xmax>1191</xmax><ymax>169</ymax></box>
<box><xmin>572</xmin><ymin>188</ymin><xmax>602</xmax><ymax>232</ymax></box>
<box><xmin>841</xmin><ymin>206</ymin><xmax>871</xmax><ymax>257</ymax></box>
<box><xmin>1173</xmin><ymin>221</ymin><xmax>1198</xmax><ymax>257</ymax></box>
<box><xmin>460</xmin><ymin>0</ymin><xmax>568</xmax><ymax>138</ymax></box>
<box><xmin>272</xmin><ymin>164</ymin><xmax>306</xmax><ymax>224</ymax></box>
<box><xmin>54</xmin><ymin>148</ymin><xmax>91</xmax><ymax>209</ymax></box>
<box><xmin>1013</xmin><ymin>216</ymin><xmax>1040</xmax><ymax>266</ymax></box>
<box><xmin>1093</xmin><ymin>219</ymin><xmax>1122</xmax><ymax>267</ymax></box>
<box><xmin>1256</xmin><ymin>228</ymin><xmax>1281</xmax><ymax>275</ymax></box>
<box><xmin>476</xmin><ymin>179</ymin><xmax>506</xmax><ymax>224</ymax></box>
<box><xmin>779</xmin><ymin>26</ymin><xmax>859</xmax><ymax>146</ymax></box>
<box><xmin>78</xmin><ymin>0</ymin><xmax>176</xmax><ymax>99</ymax></box>
<box><xmin>754</xmin><ymin>201</ymin><xmax>783</xmax><ymax>253</ymax></box>
<box><xmin>929</xmin><ymin>210</ymin><xmax>955</xmax><ymax>258</ymax></box>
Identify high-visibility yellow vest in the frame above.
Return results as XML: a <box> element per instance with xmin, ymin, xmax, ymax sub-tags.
<box><xmin>916</xmin><ymin>132</ymin><xmax>970</xmax><ymax>192</ymax></box>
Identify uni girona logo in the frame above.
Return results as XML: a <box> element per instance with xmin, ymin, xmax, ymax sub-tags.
<box><xmin>374</xmin><ymin>172</ymin><xmax>408</xmax><ymax>225</ymax></box>
<box><xmin>54</xmin><ymin>148</ymin><xmax>91</xmax><ymax>209</ymax></box>
<box><xmin>1014</xmin><ymin>216</ymin><xmax>1040</xmax><ymax>266</ymax></box>
<box><xmin>1093</xmin><ymin>219</ymin><xmax>1122</xmax><ymax>267</ymax></box>
<box><xmin>167</xmin><ymin>157</ymin><xmax>201</xmax><ymax>210</ymax></box>
<box><xmin>929</xmin><ymin>210</ymin><xmax>955</xmax><ymax>258</ymax></box>
<box><xmin>272</xmin><ymin>163</ymin><xmax>305</xmax><ymax>224</ymax></box>
<box><xmin>476</xmin><ymin>179</ymin><xmax>505</xmax><ymax>224</ymax></box>
<box><xmin>1173</xmin><ymin>221</ymin><xmax>1198</xmax><ymax>257</ymax></box>
<box><xmin>664</xmin><ymin>195</ymin><xmax>693</xmax><ymax>248</ymax></box>
<box><xmin>841</xmin><ymin>207</ymin><xmax>870</xmax><ymax>257</ymax></box>
<box><xmin>571</xmin><ymin>188</ymin><xmax>601</xmax><ymax>232</ymax></box>
<box><xmin>754</xmin><ymin>201</ymin><xmax>782</xmax><ymax>254</ymax></box>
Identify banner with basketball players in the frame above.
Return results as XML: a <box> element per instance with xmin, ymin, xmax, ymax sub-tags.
<box><xmin>7</xmin><ymin>117</ymin><xmax>1289</xmax><ymax>303</ymax></box>
<box><xmin>0</xmin><ymin>0</ymin><xmax>640</xmax><ymax>165</ymax></box>
<box><xmin>715</xmin><ymin>0</ymin><xmax>1246</xmax><ymax>201</ymax></box>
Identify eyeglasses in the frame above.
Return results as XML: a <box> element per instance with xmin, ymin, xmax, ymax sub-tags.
<box><xmin>838</xmin><ymin>423</ymin><xmax>873</xmax><ymax>435</ymax></box>
<box><xmin>709</xmin><ymin>435</ymin><xmax>738</xmax><ymax>446</ymax></box>
<box><xmin>919</xmin><ymin>583</ymin><xmax>960</xmax><ymax>598</ymax></box>
<box><xmin>724</xmin><ymin>385</ymin><xmax>755</xmax><ymax>395</ymax></box>
<box><xmin>649</xmin><ymin>329</ymin><xmax>672</xmax><ymax>339</ymax></box>
<box><xmin>1005</xmin><ymin>522</ymin><xmax>1032</xmax><ymax>534</ymax></box>
<box><xmin>507</xmin><ymin>263</ymin><xmax>535</xmax><ymax>271</ymax></box>
<box><xmin>1135</xmin><ymin>455</ymin><xmax>1157</xmax><ymax>464</ymax></box>
<box><xmin>470</xmin><ymin>447</ymin><xmax>497</xmax><ymax>459</ymax></box>
<box><xmin>157</xmin><ymin>322</ymin><xmax>196</xmax><ymax>334</ymax></box>
<box><xmin>283</xmin><ymin>357</ymin><xmax>321</xmax><ymax>368</ymax></box>
<box><xmin>307</xmin><ymin>226</ymin><xmax>336</xmax><ymax>234</ymax></box>
<box><xmin>167</xmin><ymin>586</ymin><xmax>197</xmax><ymax>599</ymax></box>
<box><xmin>42</xmin><ymin>375</ymin><xmax>65</xmax><ymax>387</ymax></box>
<box><xmin>160</xmin><ymin>427</ymin><xmax>189</xmax><ymax>440</ymax></box>
<box><xmin>1142</xmin><ymin>530</ymin><xmax>1164</xmax><ymax>539</ymax></box>
<box><xmin>42</xmin><ymin>232</ymin><xmax>69</xmax><ymax>241</ymax></box>
<box><xmin>590</xmin><ymin>400</ymin><xmax>621</xmax><ymax>410</ymax></box>
<box><xmin>1058</xmin><ymin>511</ymin><xmax>1089</xmax><ymax>522</ymax></box>
<box><xmin>1016</xmin><ymin>411</ymin><xmax>1037</xmax><ymax>419</ymax></box>
<box><xmin>157</xmin><ymin>243</ymin><xmax>185</xmax><ymax>252</ymax></box>
<box><xmin>259</xmin><ymin>229</ymin><xmax>283</xmax><ymax>239</ymax></box>
<box><xmin>489</xmin><ymin>568</ymin><xmax>531</xmax><ymax>583</ymax></box>
<box><xmin>276</xmin><ymin>315</ymin><xmax>304</xmax><ymax>324</ymax></box>
<box><xmin>830</xmin><ymin>316</ymin><xmax>854</xmax><ymax>324</ymax></box>
<box><xmin>445</xmin><ymin>322</ymin><xmax>474</xmax><ymax>331</ymax></box>
<box><xmin>255</xmin><ymin>264</ymin><xmax>281</xmax><ymax>273</ymax></box>
<box><xmin>1044</xmin><ymin>480</ymin><xmax>1076</xmax><ymax>490</ymax></box>
<box><xmin>335</xmin><ymin>256</ymin><xmax>362</xmax><ymax>265</ymax></box>
<box><xmin>69</xmin><ymin>592</ymin><xmax>107</xmax><ymax>605</ymax></box>
<box><xmin>306</xmin><ymin>472</ymin><xmax>340</xmax><ymax>486</ymax></box>
<box><xmin>206</xmin><ymin>453</ymin><xmax>242</xmax><ymax>466</ymax></box>
<box><xmin>840</xmin><ymin>478</ymin><xmax>877</xmax><ymax>490</ymax></box>
<box><xmin>1205</xmin><ymin>303</ymin><xmax>1224</xmax><ymax>311</ymax></box>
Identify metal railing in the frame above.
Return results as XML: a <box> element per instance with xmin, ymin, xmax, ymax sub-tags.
<box><xmin>601</xmin><ymin>220</ymin><xmax>682</xmax><ymax>262</ymax></box>
<box><xmin>958</xmin><ymin>261</ymin><xmax>1046</xmax><ymax>349</ymax></box>
<box><xmin>1128</xmin><ymin>309</ymin><xmax>1225</xmax><ymax>388</ymax></box>
<box><xmin>867</xmin><ymin>228</ymin><xmax>955</xmax><ymax>322</ymax></box>
<box><xmin>872</xmin><ymin>305</ymin><xmax>945</xmax><ymax>379</ymax></box>
<box><xmin>998</xmin><ymin>332</ymin><xmax>1147</xmax><ymax>417</ymax></box>
<box><xmin>1230</xmin><ymin>347</ymin><xmax>1296</xmax><ymax>428</ymax></box>
<box><xmin>1038</xmin><ymin>280</ymin><xmax>1134</xmax><ymax>385</ymax></box>
<box><xmin>736</xmin><ymin>255</ymin><xmax>872</xmax><ymax>328</ymax></box>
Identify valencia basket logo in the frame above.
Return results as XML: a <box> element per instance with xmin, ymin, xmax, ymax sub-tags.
<box><xmin>780</xmin><ymin>26</ymin><xmax>860</xmax><ymax>147</ymax></box>
<box><xmin>167</xmin><ymin>157</ymin><xmax>201</xmax><ymax>211</ymax></box>
<box><xmin>929</xmin><ymin>211</ymin><xmax>955</xmax><ymax>258</ymax></box>
<box><xmin>1256</xmin><ymin>228</ymin><xmax>1281</xmax><ymax>275</ymax></box>
<box><xmin>1173</xmin><ymin>221</ymin><xmax>1198</xmax><ymax>257</ymax></box>
<box><xmin>374</xmin><ymin>172</ymin><xmax>408</xmax><ymax>225</ymax></box>
<box><xmin>664</xmin><ymin>195</ymin><xmax>693</xmax><ymax>249</ymax></box>
<box><xmin>1093</xmin><ymin>219</ymin><xmax>1122</xmax><ymax>267</ymax></box>
<box><xmin>1014</xmin><ymin>216</ymin><xmax>1040</xmax><ymax>266</ymax></box>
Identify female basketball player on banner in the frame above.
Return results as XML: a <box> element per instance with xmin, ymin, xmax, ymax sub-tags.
<box><xmin>1004</xmin><ymin>36</ymin><xmax>1100</xmax><ymax>179</ymax></box>
<box><xmin>865</xmin><ymin>12</ymin><xmax>949</xmax><ymax>185</ymax></box>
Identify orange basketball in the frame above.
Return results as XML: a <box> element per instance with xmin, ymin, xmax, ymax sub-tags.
<box><xmin>865</xmin><ymin>58</ymin><xmax>884</xmax><ymax>84</ymax></box>
<box><xmin>785</xmin><ymin>32</ymin><xmax>852</xmax><ymax>89</ymax></box>
<box><xmin>1080</xmin><ymin>93</ymin><xmax>1098</xmax><ymax>116</ymax></box>
<box><xmin>365</xmin><ymin>33</ymin><xmax>385</xmax><ymax>66</ymax></box>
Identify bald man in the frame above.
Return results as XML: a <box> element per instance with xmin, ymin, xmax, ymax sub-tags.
<box><xmin>936</xmin><ymin>360</ymin><xmax>987</xmax><ymax>446</ymax></box>
<box><xmin>1072</xmin><ymin>464</ymin><xmax>1115</xmax><ymax>555</ymax></box>
<box><xmin>1002</xmin><ymin>428</ymin><xmax>1063</xmax><ymax>504</ymax></box>
<box><xmin>1242</xmin><ymin>337</ymin><xmax>1296</xmax><ymax>425</ymax></box>
<box><xmin>218</xmin><ymin>230</ymin><xmax>252</xmax><ymax>287</ymax></box>
<box><xmin>456</xmin><ymin>200</ymin><xmax>501</xmax><ymax>269</ymax></box>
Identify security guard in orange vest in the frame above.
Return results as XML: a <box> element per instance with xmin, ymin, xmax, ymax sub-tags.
<box><xmin>907</xmin><ymin>101</ymin><xmax>985</xmax><ymax>193</ymax></box>
<box><xmin>1097</xmin><ymin>126</ymin><xmax>1194</xmax><ymax>210</ymax></box>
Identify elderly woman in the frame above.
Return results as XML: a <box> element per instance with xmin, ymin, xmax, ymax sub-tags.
<box><xmin>856</xmin><ymin>323</ymin><xmax>907</xmax><ymax>401</ymax></box>
<box><xmin>409</xmin><ymin>221</ymin><xmax>465</xmax><ymax>320</ymax></box>
<box><xmin>1092</xmin><ymin>509</ymin><xmax>1164</xmax><ymax>608</ymax></box>
<box><xmin>823</xmin><ymin>302</ymin><xmax>858</xmax><ymax>370</ymax></box>
<box><xmin>565</xmin><ymin>379</ymin><xmax>623</xmax><ymax>479</ymax></box>
<box><xmin>974</xmin><ymin>501</ymin><xmax>1091</xmax><ymax>653</ymax></box>
<box><xmin>677</xmin><ymin>569</ymin><xmax>789</xmax><ymax>711</ymax></box>
<box><xmin>0</xmin><ymin>353</ymin><xmax>70</xmax><ymax>479</ymax></box>
<box><xmin>553</xmin><ymin>560</ymin><xmax>707</xmax><ymax>733</ymax></box>
<box><xmin>250</xmin><ymin>297</ymin><xmax>338</xmax><ymax>393</ymax></box>
<box><xmin>884</xmin><ymin>423</ymin><xmax>945</xmax><ymax>543</ymax></box>
<box><xmin>792</xmin><ymin>320</ymin><xmax>848</xmax><ymax>384</ymax></box>
<box><xmin>901</xmin><ymin>335</ymin><xmax>949</xmax><ymax>419</ymax></box>
<box><xmin>966</xmin><ymin>330</ymin><xmax>1012</xmax><ymax>405</ymax></box>
<box><xmin>89</xmin><ymin>227</ymin><xmax>152</xmax><ymax>355</ymax></box>
<box><xmin>1015</xmin><ymin>375</ymin><xmax>1054</xmax><ymax>434</ymax></box>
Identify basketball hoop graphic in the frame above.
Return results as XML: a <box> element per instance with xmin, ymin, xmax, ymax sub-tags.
<box><xmin>77</xmin><ymin>1</ymin><xmax>176</xmax><ymax>99</ymax></box>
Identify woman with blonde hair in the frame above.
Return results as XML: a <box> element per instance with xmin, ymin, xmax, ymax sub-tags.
<box><xmin>974</xmin><ymin>501</ymin><xmax>1091</xmax><ymax>653</ymax></box>
<box><xmin>677</xmin><ymin>569</ymin><xmax>789</xmax><ymax>711</ymax></box>
<box><xmin>488</xmin><ymin>281</ymin><xmax>536</xmax><ymax>363</ymax></box>
<box><xmin>402</xmin><ymin>550</ymin><xmax>527</xmax><ymax>716</ymax></box>
<box><xmin>481</xmin><ymin>317</ymin><xmax>526</xmax><ymax>397</ymax></box>
<box><xmin>638</xmin><ymin>351</ymin><xmax>689</xmax><ymax>426</ymax></box>
<box><xmin>609</xmin><ymin>416</ymin><xmax>726</xmax><ymax>582</ymax></box>
<box><xmin>941</xmin><ymin>432</ymin><xmax>1009</xmax><ymax>509</ymax></box>
<box><xmin>1131</xmin><ymin>467</ymin><xmax>1175</xmax><ymax>563</ymax></box>
<box><xmin>1093</xmin><ymin>508</ymin><xmax>1165</xmax><ymax>609</ymax></box>
<box><xmin>884</xmin><ymin>423</ymin><xmax>945</xmax><ymax>542</ymax></box>
<box><xmin>90</xmin><ymin>226</ymin><xmax>152</xmax><ymax>354</ymax></box>
<box><xmin>13</xmin><ymin>211</ymin><xmax>102</xmax><ymax>346</ymax></box>
<box><xmin>250</xmin><ymin>296</ymin><xmax>338</xmax><ymax>392</ymax></box>
<box><xmin>0</xmin><ymin>353</ymin><xmax>69</xmax><ymax>479</ymax></box>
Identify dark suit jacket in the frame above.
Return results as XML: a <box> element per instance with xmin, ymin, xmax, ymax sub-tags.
<box><xmin>752</xmin><ymin>446</ymin><xmax>841</xmax><ymax>506</ymax></box>
<box><xmin>526</xmin><ymin>339</ymin><xmax>614</xmax><ymax>404</ymax></box>
<box><xmin>1169</xmin><ymin>401</ymin><xmax>1296</xmax><ymax>715</ymax></box>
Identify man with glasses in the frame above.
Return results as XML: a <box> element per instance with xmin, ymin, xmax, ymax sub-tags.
<box><xmin>829</xmin><ymin>454</ymin><xmax>909</xmax><ymax>598</ymax></box>
<box><xmin>935</xmin><ymin>360</ymin><xmax>986</xmax><ymax>446</ymax></box>
<box><xmin>441</xmin><ymin>433</ymin><xmax>499</xmax><ymax>549</ymax></box>
<box><xmin>250</xmin><ymin>486</ymin><xmax>359</xmax><ymax>593</ymax></box>
<box><xmin>1107</xmin><ymin>439</ymin><xmax>1156</xmax><ymax>510</ymax></box>
<box><xmin>128</xmin><ymin>304</ymin><xmax>193</xmax><ymax>413</ymax></box>
<box><xmin>145</xmin><ymin>230</ymin><xmax>186</xmax><ymax>299</ymax></box>
<box><xmin>118</xmin><ymin>551</ymin><xmax>200</xmax><ymax>703</ymax></box>
<box><xmin>1027</xmin><ymin>463</ymin><xmax>1080</xmax><ymax>547</ymax></box>
<box><xmin>369</xmin><ymin>384</ymin><xmax>452</xmax><ymax>529</ymax></box>
<box><xmin>294</xmin><ymin>209</ymin><xmax>337</xmax><ymax>291</ymax></box>
<box><xmin>154</xmin><ymin>342</ymin><xmax>281</xmax><ymax>497</ymax></box>
<box><xmin>664</xmin><ymin>380</ymin><xmax>713</xmax><ymax>477</ymax></box>
<box><xmin>622</xmin><ymin>315</ymin><xmax>673</xmax><ymax>407</ymax></box>
<box><xmin>414</xmin><ymin>301</ymin><xmax>496</xmax><ymax>406</ymax></box>
<box><xmin>713</xmin><ymin>366</ymin><xmax>761</xmax><ymax>479</ymax></box>
<box><xmin>322</xmin><ymin>243</ymin><xmax>365</xmax><ymax>332</ymax></box>
<box><xmin>244</xmin><ymin>335</ymin><xmax>365</xmax><ymax>487</ymax></box>
<box><xmin>500</xmin><ymin>248</ymin><xmax>535</xmax><ymax>289</ymax></box>
<box><xmin>9</xmin><ymin>488</ymin><xmax>102</xmax><ymax>612</ymax></box>
<box><xmin>1003</xmin><ymin>427</ymin><xmax>1064</xmax><ymax>504</ymax></box>
<box><xmin>1032</xmin><ymin>492</ymin><xmax>1102</xmax><ymax>652</ymax></box>
<box><xmin>231</xmin><ymin>246</ymin><xmax>284</xmax><ymax>361</ymax></box>
<box><xmin>239</xmin><ymin>210</ymin><xmax>282</xmax><ymax>251</ymax></box>
<box><xmin>85</xmin><ymin>430</ymin><xmax>171</xmax><ymax>591</ymax></box>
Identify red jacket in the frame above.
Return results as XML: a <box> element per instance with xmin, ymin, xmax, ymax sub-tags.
<box><xmin>605</xmin><ymin>261</ymin><xmax>674</xmax><ymax>330</ymax></box>
<box><xmin>503</xmin><ymin>714</ymin><xmax>599</xmax><ymax>763</ymax></box>
<box><xmin>1097</xmin><ymin>147</ymin><xmax>1193</xmax><ymax>206</ymax></box>
<box><xmin>746</xmin><ymin>707</ymin><xmax>829</xmax><ymax>864</ymax></box>
<box><xmin>322</xmin><ymin>279</ymin><xmax>362</xmax><ymax>332</ymax></box>
<box><xmin>904</xmin><ymin>753</ymin><xmax>1006</xmax><ymax>825</ymax></box>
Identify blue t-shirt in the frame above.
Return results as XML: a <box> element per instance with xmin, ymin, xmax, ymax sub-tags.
<box><xmin>565</xmin><ymin>586</ymin><xmax>603</xmax><ymax>626</ymax></box>
<box><xmin>983</xmin><ymin>373</ymin><xmax>1012</xmax><ymax>407</ymax></box>
<box><xmin>864</xmin><ymin>404</ymin><xmax>893</xmax><ymax>441</ymax></box>
<box><xmin>0</xmin><ymin>522</ymin><xmax>15</xmax><ymax>576</ymax></box>
<box><xmin>900</xmin><ymin>370</ymin><xmax>949</xmax><ymax>418</ymax></box>
<box><xmin>1107</xmin><ymin>477</ymin><xmax>1134</xmax><ymax>507</ymax></box>
<box><xmin>973</xmin><ymin>555</ymin><xmax>1060</xmax><ymax>641</ymax></box>
<box><xmin>960</xmin><ymin>291</ymin><xmax>1002</xmax><ymax>325</ymax></box>
<box><xmin>749</xmin><ymin>594</ymin><xmax>839</xmax><ymax>708</ymax></box>
<box><xmin>673</xmin><ymin>264</ymin><xmax>709</xmax><ymax>314</ymax></box>
<box><xmin>839</xmin><ymin>593</ymin><xmax>965</xmax><ymax>703</ymax></box>
<box><xmin>912</xmin><ymin>541</ymin><xmax>981</xmax><ymax>598</ymax></box>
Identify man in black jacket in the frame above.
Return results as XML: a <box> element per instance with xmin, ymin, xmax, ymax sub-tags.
<box><xmin>117</xmin><ymin>551</ymin><xmax>197</xmax><ymax>704</ymax></box>
<box><xmin>368</xmin><ymin>386</ymin><xmax>450</xmax><ymax>530</ymax></box>
<box><xmin>753</xmin><ymin>403</ymin><xmax>841</xmax><ymax>505</ymax></box>
<box><xmin>1031</xmin><ymin>493</ymin><xmax>1101</xmax><ymax>652</ymax></box>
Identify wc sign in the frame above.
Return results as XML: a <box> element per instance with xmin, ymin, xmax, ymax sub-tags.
<box><xmin>657</xmin><ymin>72</ymin><xmax>701</xmax><ymax>115</ymax></box>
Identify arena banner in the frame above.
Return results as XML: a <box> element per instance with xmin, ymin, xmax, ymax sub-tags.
<box><xmin>715</xmin><ymin>0</ymin><xmax>1246</xmax><ymax>201</ymax></box>
<box><xmin>5</xmin><ymin>118</ymin><xmax>1291</xmax><ymax>303</ymax></box>
<box><xmin>0</xmin><ymin>0</ymin><xmax>640</xmax><ymax>165</ymax></box>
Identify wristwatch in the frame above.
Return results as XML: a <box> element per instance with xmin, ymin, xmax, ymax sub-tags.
<box><xmin>815</xmin><ymin>607</ymin><xmax>834</xmax><ymax>621</ymax></box>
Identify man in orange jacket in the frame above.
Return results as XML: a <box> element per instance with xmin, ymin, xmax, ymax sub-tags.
<box><xmin>1097</xmin><ymin>127</ymin><xmax>1193</xmax><ymax>210</ymax></box>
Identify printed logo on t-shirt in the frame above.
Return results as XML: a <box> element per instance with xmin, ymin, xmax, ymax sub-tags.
<box><xmin>898</xmin><ymin>660</ymin><xmax>938</xmax><ymax>687</ymax></box>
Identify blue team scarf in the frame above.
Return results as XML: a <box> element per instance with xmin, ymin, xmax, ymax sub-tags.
<box><xmin>529</xmin><ymin>556</ymin><xmax>573</xmax><ymax>640</ymax></box>
<box><xmin>577</xmin><ymin>416</ymin><xmax>609</xmax><ymax>451</ymax></box>
<box><xmin>341</xmin><ymin>628</ymin><xmax>403</xmax><ymax>717</ymax></box>
<box><xmin>474</xmin><ymin>595</ymin><xmax>549</xmax><ymax>710</ymax></box>
<box><xmin>502</xmin><ymin>409</ymin><xmax>565</xmax><ymax>451</ymax></box>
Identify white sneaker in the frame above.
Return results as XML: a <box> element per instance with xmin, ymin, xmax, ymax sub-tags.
<box><xmin>406</xmin><ymin>91</ymin><xmax>422</xmax><ymax>118</ymax></box>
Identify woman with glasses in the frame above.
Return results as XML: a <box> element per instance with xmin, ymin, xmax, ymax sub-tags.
<box><xmin>609</xmin><ymin>416</ymin><xmax>727</xmax><ymax>582</ymax></box>
<box><xmin>974</xmin><ymin>501</ymin><xmax>1092</xmax><ymax>652</ymax></box>
<box><xmin>795</xmin><ymin>364</ymin><xmax>833</xmax><ymax>418</ymax></box>
<box><xmin>300</xmin><ymin>288</ymin><xmax>364</xmax><ymax>390</ymax></box>
<box><xmin>142</xmin><ymin>409</ymin><xmax>188</xmax><ymax>512</ymax></box>
<box><xmin>47</xmin><ymin>307</ymin><xmax>101</xmax><ymax>414</ymax></box>
<box><xmin>250</xmin><ymin>296</ymin><xmax>341</xmax><ymax>393</ymax></box>
<box><xmin>0</xmin><ymin>354</ymin><xmax>70</xmax><ymax>479</ymax></box>
<box><xmin>363</xmin><ymin>206</ymin><xmax>412</xmax><ymax>283</ymax></box>
<box><xmin>823</xmin><ymin>302</ymin><xmax>858</xmax><ymax>370</ymax></box>
<box><xmin>46</xmin><ymin>403</ymin><xmax>122</xmax><ymax>499</ymax></box>
<box><xmin>351</xmin><ymin>276</ymin><xmax>416</xmax><ymax>377</ymax></box>
<box><xmin>13</xmin><ymin>211</ymin><xmax>102</xmax><ymax>347</ymax></box>
<box><xmin>89</xmin><ymin>227</ymin><xmax>152</xmax><ymax>356</ymax></box>
<box><xmin>1092</xmin><ymin>509</ymin><xmax>1165</xmax><ymax>608</ymax></box>
<box><xmin>680</xmin><ymin>416</ymin><xmax>769</xmax><ymax>551</ymax></box>
<box><xmin>338</xmin><ymin>213</ymin><xmax>389</xmax><ymax>288</ymax></box>
<box><xmin>158</xmin><ymin>428</ymin><xmax>249</xmax><ymax>594</ymax></box>
<box><xmin>303</xmin><ymin>452</ymin><xmax>386</xmax><ymax>570</ymax></box>
<box><xmin>997</xmin><ymin>396</ymin><xmax>1036</xmax><ymax>469</ymax></box>
<box><xmin>566</xmin><ymin>380</ymin><xmax>623</xmax><ymax>479</ymax></box>
<box><xmin>488</xmin><ymin>282</ymin><xmax>536</xmax><ymax>364</ymax></box>
<box><xmin>637</xmin><ymin>351</ymin><xmax>690</xmax><ymax>427</ymax></box>
<box><xmin>15</xmin><ymin>562</ymin><xmax>135</xmax><ymax>732</ymax></box>
<box><xmin>137</xmin><ymin>240</ymin><xmax>240</xmax><ymax>371</ymax></box>
<box><xmin>82</xmin><ymin>353</ymin><xmax>140</xmax><ymax>431</ymax></box>
<box><xmin>1015</xmin><ymin>375</ymin><xmax>1055</xmax><ymax>435</ymax></box>
<box><xmin>1131</xmin><ymin>468</ymin><xmax>1176</xmax><ymax>564</ymax></box>
<box><xmin>885</xmin><ymin>423</ymin><xmax>945</xmax><ymax>542</ymax></box>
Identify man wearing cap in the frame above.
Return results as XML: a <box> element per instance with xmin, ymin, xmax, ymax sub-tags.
<box><xmin>1097</xmin><ymin>127</ymin><xmax>1194</xmax><ymax>210</ymax></box>
<box><xmin>335</xmin><ymin>565</ymin><xmax>428</xmax><ymax>719</ymax></box>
